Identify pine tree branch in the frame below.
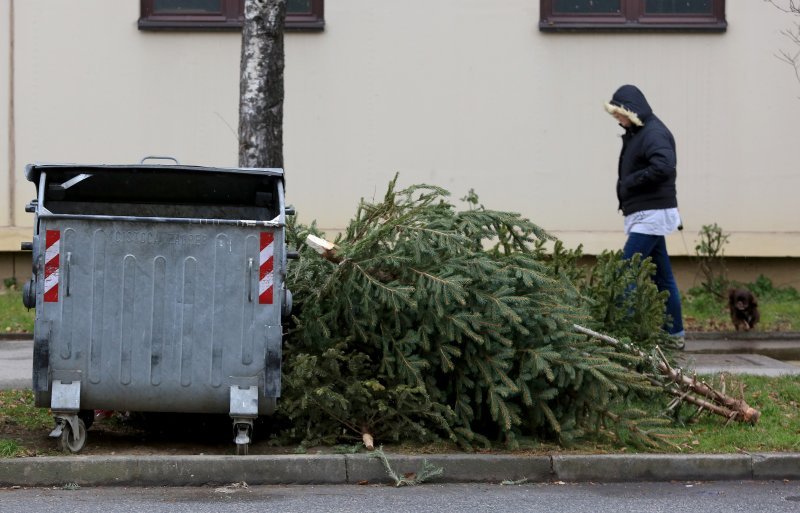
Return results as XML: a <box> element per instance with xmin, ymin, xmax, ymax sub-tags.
<box><xmin>352</xmin><ymin>261</ymin><xmax>416</xmax><ymax>308</ymax></box>
<box><xmin>573</xmin><ymin>324</ymin><xmax>761</xmax><ymax>424</ymax></box>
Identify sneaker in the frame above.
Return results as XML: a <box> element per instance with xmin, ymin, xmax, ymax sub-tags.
<box><xmin>669</xmin><ymin>330</ymin><xmax>686</xmax><ymax>350</ymax></box>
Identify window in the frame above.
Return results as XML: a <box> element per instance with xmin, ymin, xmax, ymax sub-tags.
<box><xmin>139</xmin><ymin>0</ymin><xmax>324</xmax><ymax>31</ymax></box>
<box><xmin>540</xmin><ymin>0</ymin><xmax>726</xmax><ymax>32</ymax></box>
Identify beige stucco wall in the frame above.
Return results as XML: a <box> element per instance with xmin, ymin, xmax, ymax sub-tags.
<box><xmin>1</xmin><ymin>0</ymin><xmax>11</xmax><ymax>227</ymax></box>
<box><xmin>2</xmin><ymin>0</ymin><xmax>799</xmax><ymax>260</ymax></box>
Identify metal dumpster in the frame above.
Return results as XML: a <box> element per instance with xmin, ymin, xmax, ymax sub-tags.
<box><xmin>21</xmin><ymin>162</ymin><xmax>293</xmax><ymax>454</ymax></box>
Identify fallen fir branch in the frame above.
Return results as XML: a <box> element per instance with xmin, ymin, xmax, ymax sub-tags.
<box><xmin>501</xmin><ymin>478</ymin><xmax>530</xmax><ymax>486</ymax></box>
<box><xmin>573</xmin><ymin>324</ymin><xmax>760</xmax><ymax>425</ymax></box>
<box><xmin>602</xmin><ymin>409</ymin><xmax>678</xmax><ymax>450</ymax></box>
<box><xmin>370</xmin><ymin>447</ymin><xmax>444</xmax><ymax>487</ymax></box>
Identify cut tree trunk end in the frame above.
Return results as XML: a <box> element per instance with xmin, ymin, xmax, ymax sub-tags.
<box><xmin>306</xmin><ymin>234</ymin><xmax>341</xmax><ymax>263</ymax></box>
<box><xmin>362</xmin><ymin>432</ymin><xmax>375</xmax><ymax>451</ymax></box>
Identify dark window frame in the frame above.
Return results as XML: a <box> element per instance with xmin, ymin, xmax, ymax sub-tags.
<box><xmin>138</xmin><ymin>0</ymin><xmax>325</xmax><ymax>31</ymax></box>
<box><xmin>539</xmin><ymin>0</ymin><xmax>726</xmax><ymax>32</ymax></box>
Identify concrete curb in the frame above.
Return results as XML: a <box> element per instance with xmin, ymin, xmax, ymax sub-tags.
<box><xmin>553</xmin><ymin>454</ymin><xmax>752</xmax><ymax>482</ymax></box>
<box><xmin>345</xmin><ymin>454</ymin><xmax>553</xmax><ymax>484</ymax></box>
<box><xmin>752</xmin><ymin>453</ymin><xmax>800</xmax><ymax>480</ymax></box>
<box><xmin>0</xmin><ymin>453</ymin><xmax>797</xmax><ymax>487</ymax></box>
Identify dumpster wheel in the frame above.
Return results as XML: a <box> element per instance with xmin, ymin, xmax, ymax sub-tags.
<box><xmin>233</xmin><ymin>420</ymin><xmax>253</xmax><ymax>456</ymax></box>
<box><xmin>58</xmin><ymin>418</ymin><xmax>87</xmax><ymax>453</ymax></box>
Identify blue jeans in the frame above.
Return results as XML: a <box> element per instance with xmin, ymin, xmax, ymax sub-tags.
<box><xmin>623</xmin><ymin>233</ymin><xmax>684</xmax><ymax>337</ymax></box>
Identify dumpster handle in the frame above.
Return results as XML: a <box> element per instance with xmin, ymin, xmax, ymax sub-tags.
<box><xmin>65</xmin><ymin>252</ymin><xmax>72</xmax><ymax>297</ymax></box>
<box><xmin>247</xmin><ymin>257</ymin><xmax>254</xmax><ymax>302</ymax></box>
<box><xmin>139</xmin><ymin>156</ymin><xmax>180</xmax><ymax>165</ymax></box>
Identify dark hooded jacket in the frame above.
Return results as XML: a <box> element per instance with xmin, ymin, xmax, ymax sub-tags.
<box><xmin>610</xmin><ymin>85</ymin><xmax>678</xmax><ymax>216</ymax></box>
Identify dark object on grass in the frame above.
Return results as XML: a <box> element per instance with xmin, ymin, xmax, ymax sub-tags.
<box><xmin>728</xmin><ymin>288</ymin><xmax>760</xmax><ymax>331</ymax></box>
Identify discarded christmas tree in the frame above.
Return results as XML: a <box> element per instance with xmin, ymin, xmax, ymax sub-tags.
<box><xmin>279</xmin><ymin>176</ymin><xmax>677</xmax><ymax>449</ymax></box>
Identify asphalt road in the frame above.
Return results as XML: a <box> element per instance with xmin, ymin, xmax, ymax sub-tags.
<box><xmin>1</xmin><ymin>481</ymin><xmax>799</xmax><ymax>513</ymax></box>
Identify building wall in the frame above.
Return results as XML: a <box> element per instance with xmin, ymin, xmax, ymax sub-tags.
<box><xmin>279</xmin><ymin>1</ymin><xmax>800</xmax><ymax>257</ymax></box>
<box><xmin>2</xmin><ymin>1</ymin><xmax>799</xmax><ymax>265</ymax></box>
<box><xmin>1</xmin><ymin>0</ymin><xmax>11</xmax><ymax>228</ymax></box>
<box><xmin>0</xmin><ymin>252</ymin><xmax>27</xmax><ymax>289</ymax></box>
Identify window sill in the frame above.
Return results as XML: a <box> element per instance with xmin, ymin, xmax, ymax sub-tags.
<box><xmin>137</xmin><ymin>19</ymin><xmax>325</xmax><ymax>32</ymax></box>
<box><xmin>539</xmin><ymin>21</ymin><xmax>727</xmax><ymax>33</ymax></box>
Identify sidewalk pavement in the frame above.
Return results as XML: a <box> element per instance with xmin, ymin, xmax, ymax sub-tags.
<box><xmin>680</xmin><ymin>334</ymin><xmax>800</xmax><ymax>377</ymax></box>
<box><xmin>0</xmin><ymin>334</ymin><xmax>798</xmax><ymax>487</ymax></box>
<box><xmin>0</xmin><ymin>338</ymin><xmax>36</xmax><ymax>390</ymax></box>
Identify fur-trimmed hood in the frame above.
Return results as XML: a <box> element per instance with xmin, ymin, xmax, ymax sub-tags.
<box><xmin>608</xmin><ymin>84</ymin><xmax>677</xmax><ymax>217</ymax></box>
<box><xmin>605</xmin><ymin>84</ymin><xmax>652</xmax><ymax>128</ymax></box>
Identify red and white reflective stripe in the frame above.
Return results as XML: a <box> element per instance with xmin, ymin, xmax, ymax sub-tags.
<box><xmin>44</xmin><ymin>230</ymin><xmax>61</xmax><ymax>303</ymax></box>
<box><xmin>259</xmin><ymin>232</ymin><xmax>274</xmax><ymax>304</ymax></box>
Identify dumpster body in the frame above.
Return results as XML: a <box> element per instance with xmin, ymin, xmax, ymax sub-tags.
<box><xmin>22</xmin><ymin>163</ymin><xmax>292</xmax><ymax>453</ymax></box>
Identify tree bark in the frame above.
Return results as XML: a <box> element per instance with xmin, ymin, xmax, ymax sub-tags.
<box><xmin>238</xmin><ymin>0</ymin><xmax>286</xmax><ymax>168</ymax></box>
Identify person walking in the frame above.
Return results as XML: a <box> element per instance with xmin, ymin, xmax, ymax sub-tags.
<box><xmin>605</xmin><ymin>84</ymin><xmax>685</xmax><ymax>345</ymax></box>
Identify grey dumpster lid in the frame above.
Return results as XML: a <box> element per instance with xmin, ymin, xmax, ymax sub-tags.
<box><xmin>25</xmin><ymin>163</ymin><xmax>285</xmax><ymax>184</ymax></box>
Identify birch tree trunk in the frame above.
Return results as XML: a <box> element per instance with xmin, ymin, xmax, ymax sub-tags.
<box><xmin>238</xmin><ymin>0</ymin><xmax>286</xmax><ymax>168</ymax></box>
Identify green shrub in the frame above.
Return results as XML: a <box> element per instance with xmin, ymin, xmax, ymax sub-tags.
<box><xmin>694</xmin><ymin>223</ymin><xmax>729</xmax><ymax>299</ymax></box>
<box><xmin>747</xmin><ymin>275</ymin><xmax>800</xmax><ymax>302</ymax></box>
<box><xmin>579</xmin><ymin>251</ymin><xmax>672</xmax><ymax>351</ymax></box>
